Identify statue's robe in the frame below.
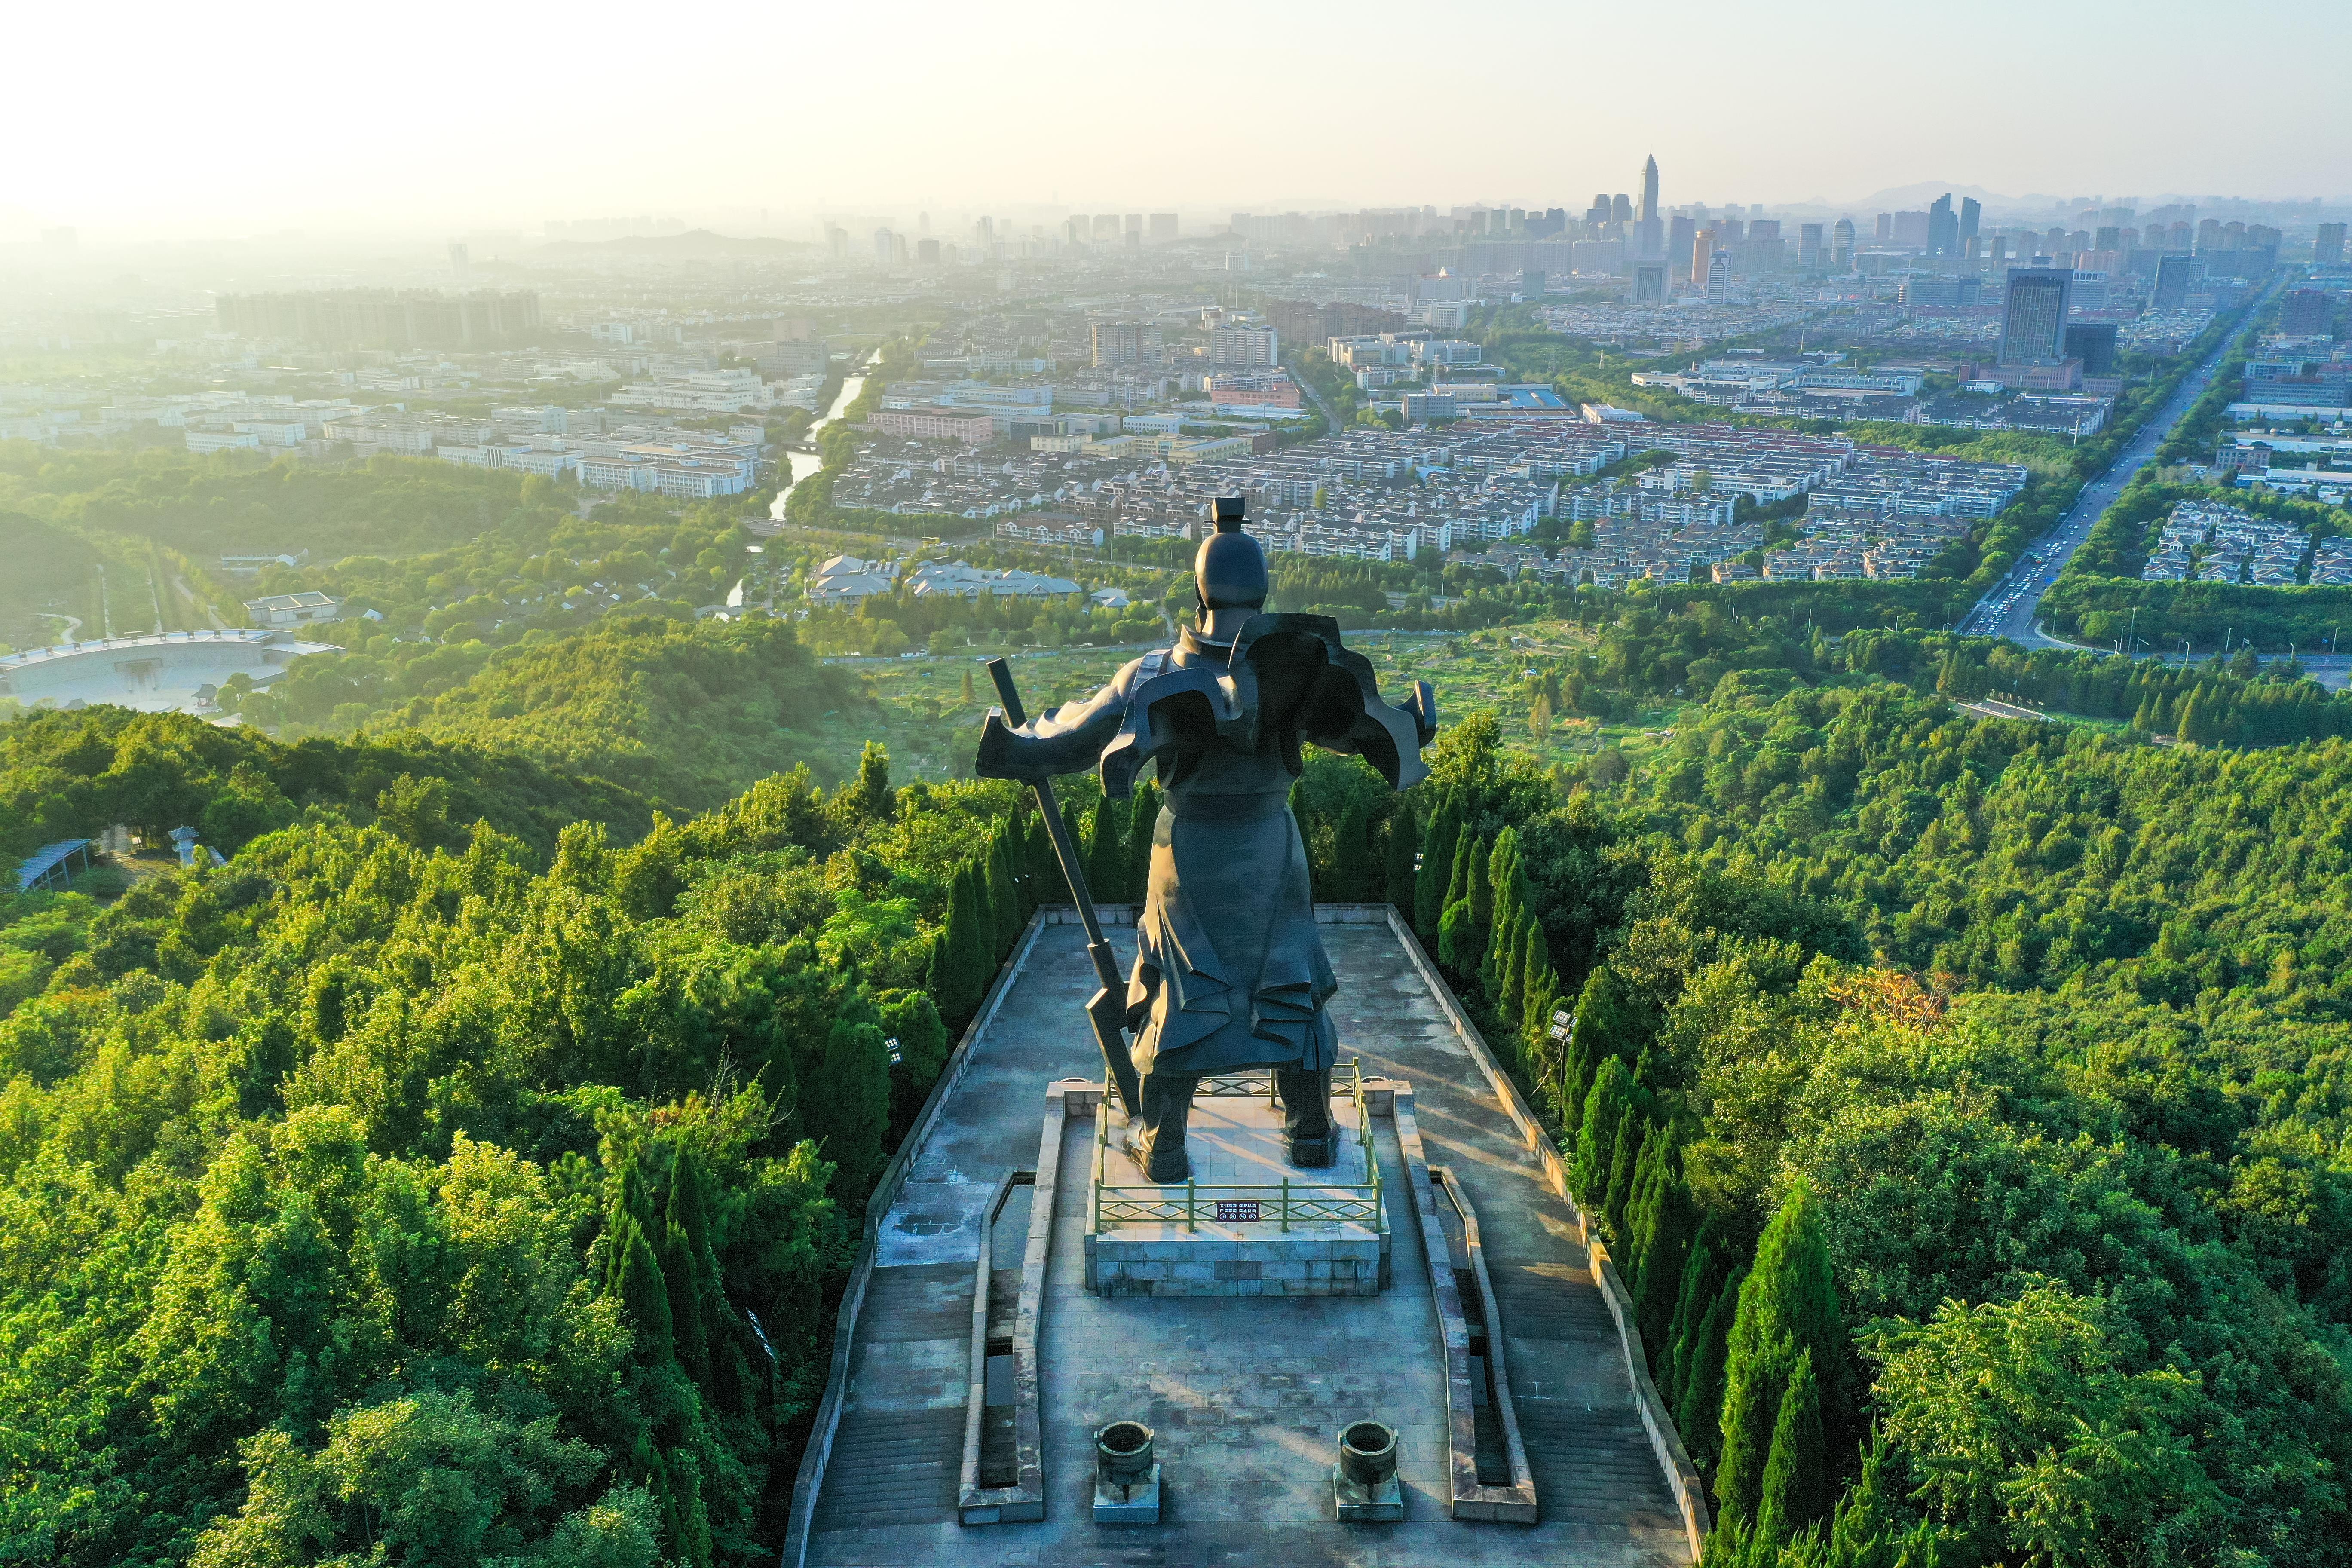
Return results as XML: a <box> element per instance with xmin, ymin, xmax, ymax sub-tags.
<box><xmin>976</xmin><ymin>614</ymin><xmax>1433</xmax><ymax>1078</ymax></box>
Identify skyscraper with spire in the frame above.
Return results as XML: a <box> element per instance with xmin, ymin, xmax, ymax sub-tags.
<box><xmin>1636</xmin><ymin>153</ymin><xmax>1663</xmax><ymax>259</ymax></box>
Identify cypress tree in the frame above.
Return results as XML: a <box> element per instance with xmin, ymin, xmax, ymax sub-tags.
<box><xmin>1414</xmin><ymin>793</ymin><xmax>1460</xmax><ymax>940</ymax></box>
<box><xmin>1519</xmin><ymin>922</ymin><xmax>1559</xmax><ymax>1083</ymax></box>
<box><xmin>661</xmin><ymin>1449</ymin><xmax>714</xmax><ymax>1568</ymax></box>
<box><xmin>1384</xmin><ymin>805</ymin><xmax>1418</xmax><ymax>911</ymax></box>
<box><xmin>1061</xmin><ymin>801</ymin><xmax>1090</xmax><ymax>897</ymax></box>
<box><xmin>929</xmin><ymin>864</ymin><xmax>982</xmax><ymax>1022</ymax></box>
<box><xmin>1662</xmin><ymin>1214</ymin><xmax>1727</xmax><ymax>1407</ymax></box>
<box><xmin>1521</xmin><ymin>916</ymin><xmax>1553</xmax><ymax>1009</ymax></box>
<box><xmin>1572</xmin><ymin>1055</ymin><xmax>1635</xmax><ymax>1207</ymax></box>
<box><xmin>1467</xmin><ymin>832</ymin><xmax>1495</xmax><ymax>945</ymax></box>
<box><xmin>1621</xmin><ymin>1121</ymin><xmax>1669</xmax><ymax>1284</ymax></box>
<box><xmin>1717</xmin><ymin>1183</ymin><xmax>1845</xmax><ymax>1535</ymax></box>
<box><xmin>617</xmin><ymin>1158</ymin><xmax>656</xmax><ymax>1233</ymax></box>
<box><xmin>1086</xmin><ymin>792</ymin><xmax>1124</xmax><ymax>903</ymax></box>
<box><xmin>1561</xmin><ymin>965</ymin><xmax>1632</xmax><ymax>1134</ymax></box>
<box><xmin>1439</xmin><ymin>896</ymin><xmax>1477</xmax><ymax>971</ymax></box>
<box><xmin>654</xmin><ymin>1147</ymin><xmax>715</xmax><ymax>1391</ymax></box>
<box><xmin>813</xmin><ymin>1016</ymin><xmax>893</xmax><ymax>1198</ymax></box>
<box><xmin>1496</xmin><ymin>909</ymin><xmax>1528</xmax><ymax>1030</ymax></box>
<box><xmin>1633</xmin><ymin>1168</ymin><xmax>1695</xmax><ymax>1358</ymax></box>
<box><xmin>1488</xmin><ymin>829</ymin><xmax>1521</xmax><ymax>925</ymax></box>
<box><xmin>661</xmin><ymin>1202</ymin><xmax>710</xmax><ymax>1388</ymax></box>
<box><xmin>923</xmin><ymin>928</ymin><xmax>952</xmax><ymax>1017</ymax></box>
<box><xmin>1444</xmin><ymin>821</ymin><xmax>1476</xmax><ymax>916</ymax></box>
<box><xmin>2176</xmin><ymin>689</ymin><xmax>2204</xmax><ymax>743</ymax></box>
<box><xmin>879</xmin><ymin>987</ymin><xmax>950</xmax><ymax>1104</ymax></box>
<box><xmin>962</xmin><ymin>863</ymin><xmax>995</xmax><ymax>1004</ymax></box>
<box><xmin>1334</xmin><ymin>797</ymin><xmax>1373</xmax><ymax>903</ymax></box>
<box><xmin>1752</xmin><ymin>1350</ymin><xmax>1826</xmax><ymax>1555</ymax></box>
<box><xmin>647</xmin><ymin>1446</ymin><xmax>685</xmax><ymax>1559</ymax></box>
<box><xmin>1028</xmin><ymin>805</ymin><xmax>1065</xmax><ymax>905</ymax></box>
<box><xmin>1519</xmin><ymin>971</ymin><xmax>1557</xmax><ymax>1087</ymax></box>
<box><xmin>1128</xmin><ymin>778</ymin><xmax>1161</xmax><ymax>901</ymax></box>
<box><xmin>1439</xmin><ymin>832</ymin><xmax>1491</xmax><ymax>975</ymax></box>
<box><xmin>1482</xmin><ymin>854</ymin><xmax>1534</xmax><ymax>1018</ymax></box>
<box><xmin>607</xmin><ymin>1212</ymin><xmax>674</xmax><ymax>1366</ymax></box>
<box><xmin>1481</xmin><ymin>830</ymin><xmax>1522</xmax><ymax>996</ymax></box>
<box><xmin>1479</xmin><ymin>905</ymin><xmax>1515</xmax><ymax>1010</ymax></box>
<box><xmin>1005</xmin><ymin>809</ymin><xmax>1032</xmax><ymax>912</ymax></box>
<box><xmin>1826</xmin><ymin>1432</ymin><xmax>1903</xmax><ymax>1568</ymax></box>
<box><xmin>1603</xmin><ymin>1112</ymin><xmax>1645</xmax><ymax>1246</ymax></box>
<box><xmin>1559</xmin><ymin>1038</ymin><xmax>1595</xmax><ymax>1144</ymax></box>
<box><xmin>668</xmin><ymin>1142</ymin><xmax>713</xmax><ymax>1257</ymax></box>
<box><xmin>986</xmin><ymin>828</ymin><xmax>1022</xmax><ymax>957</ymax></box>
<box><xmin>1675</xmin><ymin>1264</ymin><xmax>1745</xmax><ymax>1471</ymax></box>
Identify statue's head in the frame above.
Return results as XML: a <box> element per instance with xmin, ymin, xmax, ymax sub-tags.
<box><xmin>1193</xmin><ymin>496</ymin><xmax>1267</xmax><ymax>642</ymax></box>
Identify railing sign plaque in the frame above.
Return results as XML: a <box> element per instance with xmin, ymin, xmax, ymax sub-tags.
<box><xmin>1214</xmin><ymin>1199</ymin><xmax>1261</xmax><ymax>1222</ymax></box>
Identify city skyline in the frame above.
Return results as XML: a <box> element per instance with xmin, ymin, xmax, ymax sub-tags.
<box><xmin>7</xmin><ymin>0</ymin><xmax>2350</xmax><ymax>240</ymax></box>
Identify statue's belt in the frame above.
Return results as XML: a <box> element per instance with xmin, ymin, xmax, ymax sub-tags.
<box><xmin>1164</xmin><ymin>790</ymin><xmax>1291</xmax><ymax>822</ymax></box>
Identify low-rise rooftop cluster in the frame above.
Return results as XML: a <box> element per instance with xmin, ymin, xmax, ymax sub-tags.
<box><xmin>2142</xmin><ymin>500</ymin><xmax>2310</xmax><ymax>585</ymax></box>
<box><xmin>803</xmin><ymin>554</ymin><xmax>1085</xmax><ymax>607</ymax></box>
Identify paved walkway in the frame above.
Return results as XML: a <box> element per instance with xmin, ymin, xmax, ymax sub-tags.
<box><xmin>805</xmin><ymin>917</ymin><xmax>1690</xmax><ymax>1566</ymax></box>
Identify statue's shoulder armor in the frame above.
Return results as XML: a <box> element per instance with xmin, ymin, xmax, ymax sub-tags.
<box><xmin>1132</xmin><ymin>648</ymin><xmax>1173</xmax><ymax>687</ymax></box>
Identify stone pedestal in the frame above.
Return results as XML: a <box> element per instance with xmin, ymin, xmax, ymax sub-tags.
<box><xmin>1084</xmin><ymin>1075</ymin><xmax>1390</xmax><ymax>1297</ymax></box>
<box><xmin>1332</xmin><ymin>1466</ymin><xmax>1406</xmax><ymax>1522</ymax></box>
<box><xmin>1093</xmin><ymin>1464</ymin><xmax>1162</xmax><ymax>1524</ymax></box>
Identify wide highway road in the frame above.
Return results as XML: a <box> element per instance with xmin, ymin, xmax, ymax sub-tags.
<box><xmin>1957</xmin><ymin>277</ymin><xmax>2280</xmax><ymax>646</ymax></box>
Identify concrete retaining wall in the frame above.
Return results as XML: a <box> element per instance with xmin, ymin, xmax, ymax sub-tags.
<box><xmin>1374</xmin><ymin>904</ymin><xmax>1712</xmax><ymax>1559</ymax></box>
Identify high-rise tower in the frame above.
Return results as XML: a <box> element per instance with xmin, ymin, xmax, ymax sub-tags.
<box><xmin>1637</xmin><ymin>153</ymin><xmax>1663</xmax><ymax>259</ymax></box>
<box><xmin>1928</xmin><ymin>193</ymin><xmax>1958</xmax><ymax>257</ymax></box>
<box><xmin>1999</xmin><ymin>269</ymin><xmax>2073</xmax><ymax>362</ymax></box>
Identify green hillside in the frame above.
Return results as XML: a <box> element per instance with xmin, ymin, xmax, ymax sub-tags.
<box><xmin>4</xmin><ymin>634</ymin><xmax>2352</xmax><ymax>1566</ymax></box>
<box><xmin>396</xmin><ymin>615</ymin><xmax>859</xmax><ymax>812</ymax></box>
<box><xmin>0</xmin><ymin>511</ymin><xmax>102</xmax><ymax>651</ymax></box>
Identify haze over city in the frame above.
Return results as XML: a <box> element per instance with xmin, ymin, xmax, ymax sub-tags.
<box><xmin>6</xmin><ymin>0</ymin><xmax>2350</xmax><ymax>240</ymax></box>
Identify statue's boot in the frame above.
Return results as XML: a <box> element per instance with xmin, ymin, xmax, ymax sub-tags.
<box><xmin>1134</xmin><ymin>1071</ymin><xmax>1197</xmax><ymax>1183</ymax></box>
<box><xmin>1277</xmin><ymin>1065</ymin><xmax>1336</xmax><ymax>1168</ymax></box>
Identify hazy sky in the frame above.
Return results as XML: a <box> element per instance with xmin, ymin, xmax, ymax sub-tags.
<box><xmin>10</xmin><ymin>0</ymin><xmax>2349</xmax><ymax>239</ymax></box>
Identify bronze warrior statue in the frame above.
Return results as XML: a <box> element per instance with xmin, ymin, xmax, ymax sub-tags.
<box><xmin>975</xmin><ymin>497</ymin><xmax>1436</xmax><ymax>1182</ymax></box>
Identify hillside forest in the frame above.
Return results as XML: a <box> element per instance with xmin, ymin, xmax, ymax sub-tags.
<box><xmin>7</xmin><ymin>600</ymin><xmax>2352</xmax><ymax>1564</ymax></box>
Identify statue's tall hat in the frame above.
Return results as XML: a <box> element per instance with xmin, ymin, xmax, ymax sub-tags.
<box><xmin>1194</xmin><ymin>496</ymin><xmax>1268</xmax><ymax>617</ymax></box>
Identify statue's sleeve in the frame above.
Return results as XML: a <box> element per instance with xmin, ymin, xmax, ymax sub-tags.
<box><xmin>973</xmin><ymin>660</ymin><xmax>1139</xmax><ymax>784</ymax></box>
<box><xmin>1233</xmin><ymin>614</ymin><xmax>1437</xmax><ymax>791</ymax></box>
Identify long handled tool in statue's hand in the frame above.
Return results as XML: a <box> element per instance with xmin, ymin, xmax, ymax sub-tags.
<box><xmin>983</xmin><ymin>656</ymin><xmax>1144</xmax><ymax>1119</ymax></box>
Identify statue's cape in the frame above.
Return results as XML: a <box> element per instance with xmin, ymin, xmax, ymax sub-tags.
<box><xmin>1099</xmin><ymin>612</ymin><xmax>1433</xmax><ymax>797</ymax></box>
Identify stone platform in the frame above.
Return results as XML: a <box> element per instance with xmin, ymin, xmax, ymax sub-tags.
<box><xmin>1084</xmin><ymin>1074</ymin><xmax>1390</xmax><ymax>1297</ymax></box>
<box><xmin>796</xmin><ymin>907</ymin><xmax>1696</xmax><ymax>1568</ymax></box>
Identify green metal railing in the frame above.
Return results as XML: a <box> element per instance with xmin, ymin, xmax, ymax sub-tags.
<box><xmin>1091</xmin><ymin>1059</ymin><xmax>1385</xmax><ymax>1233</ymax></box>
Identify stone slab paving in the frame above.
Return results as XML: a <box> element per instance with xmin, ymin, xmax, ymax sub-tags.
<box><xmin>804</xmin><ymin>917</ymin><xmax>1692</xmax><ymax>1567</ymax></box>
